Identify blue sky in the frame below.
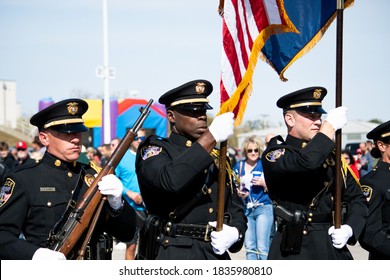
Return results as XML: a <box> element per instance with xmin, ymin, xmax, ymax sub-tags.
<box><xmin>0</xmin><ymin>0</ymin><xmax>388</xmax><ymax>126</ymax></box>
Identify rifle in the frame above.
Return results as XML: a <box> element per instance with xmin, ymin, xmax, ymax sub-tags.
<box><xmin>48</xmin><ymin>99</ymin><xmax>153</xmax><ymax>258</ymax></box>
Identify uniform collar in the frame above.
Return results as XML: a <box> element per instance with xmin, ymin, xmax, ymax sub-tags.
<box><xmin>373</xmin><ymin>160</ymin><xmax>390</xmax><ymax>172</ymax></box>
<box><xmin>41</xmin><ymin>151</ymin><xmax>80</xmax><ymax>171</ymax></box>
<box><xmin>286</xmin><ymin>134</ymin><xmax>309</xmax><ymax>149</ymax></box>
<box><xmin>169</xmin><ymin>132</ymin><xmax>193</xmax><ymax>148</ymax></box>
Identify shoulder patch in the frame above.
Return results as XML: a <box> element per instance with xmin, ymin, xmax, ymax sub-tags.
<box><xmin>84</xmin><ymin>174</ymin><xmax>95</xmax><ymax>187</ymax></box>
<box><xmin>265</xmin><ymin>149</ymin><xmax>285</xmax><ymax>162</ymax></box>
<box><xmin>361</xmin><ymin>185</ymin><xmax>373</xmax><ymax>202</ymax></box>
<box><xmin>0</xmin><ymin>178</ymin><xmax>15</xmax><ymax>207</ymax></box>
<box><xmin>141</xmin><ymin>145</ymin><xmax>162</xmax><ymax>160</ymax></box>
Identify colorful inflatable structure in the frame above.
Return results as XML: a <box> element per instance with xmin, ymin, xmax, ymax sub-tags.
<box><xmin>39</xmin><ymin>98</ymin><xmax>168</xmax><ymax>147</ymax></box>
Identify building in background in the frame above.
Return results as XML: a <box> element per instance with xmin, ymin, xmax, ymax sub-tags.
<box><xmin>0</xmin><ymin>80</ymin><xmax>21</xmax><ymax>129</ymax></box>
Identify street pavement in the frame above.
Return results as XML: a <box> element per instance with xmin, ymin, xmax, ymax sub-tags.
<box><xmin>112</xmin><ymin>241</ymin><xmax>369</xmax><ymax>260</ymax></box>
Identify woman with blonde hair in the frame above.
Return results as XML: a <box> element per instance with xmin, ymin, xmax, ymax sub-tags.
<box><xmin>233</xmin><ymin>135</ymin><xmax>274</xmax><ymax>260</ymax></box>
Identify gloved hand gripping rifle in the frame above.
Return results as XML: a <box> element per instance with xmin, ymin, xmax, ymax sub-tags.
<box><xmin>47</xmin><ymin>99</ymin><xmax>153</xmax><ymax>258</ymax></box>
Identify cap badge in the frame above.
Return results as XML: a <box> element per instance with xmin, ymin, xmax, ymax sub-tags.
<box><xmin>313</xmin><ymin>89</ymin><xmax>322</xmax><ymax>99</ymax></box>
<box><xmin>195</xmin><ymin>82</ymin><xmax>206</xmax><ymax>94</ymax></box>
<box><xmin>67</xmin><ymin>102</ymin><xmax>79</xmax><ymax>115</ymax></box>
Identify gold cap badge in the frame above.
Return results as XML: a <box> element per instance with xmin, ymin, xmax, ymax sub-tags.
<box><xmin>67</xmin><ymin>102</ymin><xmax>79</xmax><ymax>115</ymax></box>
<box><xmin>313</xmin><ymin>89</ymin><xmax>322</xmax><ymax>99</ymax></box>
<box><xmin>195</xmin><ymin>82</ymin><xmax>206</xmax><ymax>94</ymax></box>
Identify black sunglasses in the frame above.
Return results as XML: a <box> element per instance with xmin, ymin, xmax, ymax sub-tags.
<box><xmin>135</xmin><ymin>136</ymin><xmax>146</xmax><ymax>141</ymax></box>
<box><xmin>247</xmin><ymin>149</ymin><xmax>259</xmax><ymax>153</ymax></box>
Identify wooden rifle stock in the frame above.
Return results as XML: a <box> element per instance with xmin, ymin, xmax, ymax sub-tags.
<box><xmin>49</xmin><ymin>99</ymin><xmax>153</xmax><ymax>257</ymax></box>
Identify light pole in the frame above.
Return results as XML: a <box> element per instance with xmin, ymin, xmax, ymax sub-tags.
<box><xmin>2</xmin><ymin>82</ymin><xmax>6</xmax><ymax>126</ymax></box>
<box><xmin>102</xmin><ymin>0</ymin><xmax>111</xmax><ymax>144</ymax></box>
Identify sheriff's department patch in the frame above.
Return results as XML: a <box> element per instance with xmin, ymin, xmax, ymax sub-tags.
<box><xmin>361</xmin><ymin>185</ymin><xmax>373</xmax><ymax>202</ymax></box>
<box><xmin>142</xmin><ymin>146</ymin><xmax>162</xmax><ymax>160</ymax></box>
<box><xmin>0</xmin><ymin>178</ymin><xmax>15</xmax><ymax>207</ymax></box>
<box><xmin>84</xmin><ymin>174</ymin><xmax>95</xmax><ymax>187</ymax></box>
<box><xmin>265</xmin><ymin>149</ymin><xmax>285</xmax><ymax>162</ymax></box>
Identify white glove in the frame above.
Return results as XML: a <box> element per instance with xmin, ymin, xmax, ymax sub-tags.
<box><xmin>98</xmin><ymin>174</ymin><xmax>123</xmax><ymax>210</ymax></box>
<box><xmin>325</xmin><ymin>106</ymin><xmax>348</xmax><ymax>130</ymax></box>
<box><xmin>32</xmin><ymin>248</ymin><xmax>66</xmax><ymax>260</ymax></box>
<box><xmin>208</xmin><ymin>221</ymin><xmax>239</xmax><ymax>255</ymax></box>
<box><xmin>208</xmin><ymin>112</ymin><xmax>234</xmax><ymax>142</ymax></box>
<box><xmin>328</xmin><ymin>224</ymin><xmax>353</xmax><ymax>249</ymax></box>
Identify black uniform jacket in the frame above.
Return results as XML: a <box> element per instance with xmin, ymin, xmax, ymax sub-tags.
<box><xmin>359</xmin><ymin>160</ymin><xmax>390</xmax><ymax>259</ymax></box>
<box><xmin>262</xmin><ymin>133</ymin><xmax>368</xmax><ymax>260</ymax></box>
<box><xmin>0</xmin><ymin>152</ymin><xmax>135</xmax><ymax>260</ymax></box>
<box><xmin>136</xmin><ymin>133</ymin><xmax>247</xmax><ymax>260</ymax></box>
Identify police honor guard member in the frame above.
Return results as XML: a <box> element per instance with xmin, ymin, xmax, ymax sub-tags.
<box><xmin>136</xmin><ymin>79</ymin><xmax>247</xmax><ymax>260</ymax></box>
<box><xmin>261</xmin><ymin>87</ymin><xmax>368</xmax><ymax>260</ymax></box>
<box><xmin>359</xmin><ymin>120</ymin><xmax>390</xmax><ymax>259</ymax></box>
<box><xmin>0</xmin><ymin>99</ymin><xmax>136</xmax><ymax>260</ymax></box>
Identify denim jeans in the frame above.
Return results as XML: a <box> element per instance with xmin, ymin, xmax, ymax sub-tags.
<box><xmin>244</xmin><ymin>203</ymin><xmax>274</xmax><ymax>260</ymax></box>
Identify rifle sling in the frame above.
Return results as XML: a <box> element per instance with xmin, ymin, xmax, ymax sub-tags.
<box><xmin>50</xmin><ymin>168</ymin><xmax>86</xmax><ymax>235</ymax></box>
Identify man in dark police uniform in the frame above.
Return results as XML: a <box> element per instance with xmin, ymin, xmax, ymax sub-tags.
<box><xmin>136</xmin><ymin>79</ymin><xmax>247</xmax><ymax>260</ymax></box>
<box><xmin>0</xmin><ymin>99</ymin><xmax>135</xmax><ymax>260</ymax></box>
<box><xmin>261</xmin><ymin>87</ymin><xmax>368</xmax><ymax>259</ymax></box>
<box><xmin>359</xmin><ymin>120</ymin><xmax>390</xmax><ymax>259</ymax></box>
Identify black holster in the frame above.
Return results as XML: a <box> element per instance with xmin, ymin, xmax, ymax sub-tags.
<box><xmin>280</xmin><ymin>210</ymin><xmax>306</xmax><ymax>254</ymax></box>
<box><xmin>96</xmin><ymin>233</ymin><xmax>113</xmax><ymax>260</ymax></box>
<box><xmin>136</xmin><ymin>215</ymin><xmax>162</xmax><ymax>260</ymax></box>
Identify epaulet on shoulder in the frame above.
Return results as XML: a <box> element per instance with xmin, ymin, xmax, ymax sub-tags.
<box><xmin>89</xmin><ymin>161</ymin><xmax>102</xmax><ymax>173</ymax></box>
<box><xmin>275</xmin><ymin>135</ymin><xmax>285</xmax><ymax>145</ymax></box>
<box><xmin>150</xmin><ymin>135</ymin><xmax>167</xmax><ymax>142</ymax></box>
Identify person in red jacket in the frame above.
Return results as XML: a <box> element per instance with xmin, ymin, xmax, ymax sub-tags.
<box><xmin>342</xmin><ymin>149</ymin><xmax>360</xmax><ymax>179</ymax></box>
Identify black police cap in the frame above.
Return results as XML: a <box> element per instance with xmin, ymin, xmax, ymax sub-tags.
<box><xmin>367</xmin><ymin>120</ymin><xmax>390</xmax><ymax>142</ymax></box>
<box><xmin>277</xmin><ymin>86</ymin><xmax>327</xmax><ymax>114</ymax></box>
<box><xmin>30</xmin><ymin>98</ymin><xmax>89</xmax><ymax>133</ymax></box>
<box><xmin>159</xmin><ymin>79</ymin><xmax>213</xmax><ymax>111</ymax></box>
<box><xmin>366</xmin><ymin>120</ymin><xmax>390</xmax><ymax>158</ymax></box>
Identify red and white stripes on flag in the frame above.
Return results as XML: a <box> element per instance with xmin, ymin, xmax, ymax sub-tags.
<box><xmin>218</xmin><ymin>0</ymin><xmax>297</xmax><ymax>125</ymax></box>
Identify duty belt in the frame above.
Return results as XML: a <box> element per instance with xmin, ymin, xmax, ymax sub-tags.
<box><xmin>163</xmin><ymin>222</ymin><xmax>214</xmax><ymax>241</ymax></box>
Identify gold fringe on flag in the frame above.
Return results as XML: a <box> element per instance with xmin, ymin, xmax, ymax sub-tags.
<box><xmin>262</xmin><ymin>0</ymin><xmax>355</xmax><ymax>81</ymax></box>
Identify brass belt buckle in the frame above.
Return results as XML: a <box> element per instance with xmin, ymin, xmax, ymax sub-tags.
<box><xmin>204</xmin><ymin>224</ymin><xmax>213</xmax><ymax>241</ymax></box>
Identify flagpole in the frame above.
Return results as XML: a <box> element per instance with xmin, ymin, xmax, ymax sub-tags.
<box><xmin>216</xmin><ymin>140</ymin><xmax>228</xmax><ymax>231</ymax></box>
<box><xmin>216</xmin><ymin>0</ymin><xmax>226</xmax><ymax>232</ymax></box>
<box><xmin>334</xmin><ymin>0</ymin><xmax>344</xmax><ymax>229</ymax></box>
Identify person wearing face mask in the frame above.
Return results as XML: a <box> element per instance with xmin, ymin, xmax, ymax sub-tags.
<box><xmin>261</xmin><ymin>87</ymin><xmax>368</xmax><ymax>260</ymax></box>
<box><xmin>135</xmin><ymin>79</ymin><xmax>247</xmax><ymax>260</ymax></box>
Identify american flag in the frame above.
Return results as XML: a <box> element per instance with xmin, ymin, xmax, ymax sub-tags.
<box><xmin>218</xmin><ymin>0</ymin><xmax>297</xmax><ymax>125</ymax></box>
